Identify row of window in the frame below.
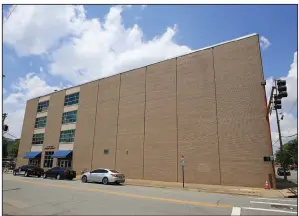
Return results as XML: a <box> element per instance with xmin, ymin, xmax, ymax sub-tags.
<box><xmin>37</xmin><ymin>92</ymin><xmax>80</xmax><ymax>113</ymax></box>
<box><xmin>28</xmin><ymin>152</ymin><xmax>72</xmax><ymax>168</ymax></box>
<box><xmin>35</xmin><ymin>110</ymin><xmax>77</xmax><ymax>129</ymax></box>
<box><xmin>32</xmin><ymin>129</ymin><xmax>76</xmax><ymax>145</ymax></box>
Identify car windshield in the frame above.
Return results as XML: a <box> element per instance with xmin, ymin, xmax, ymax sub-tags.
<box><xmin>109</xmin><ymin>170</ymin><xmax>119</xmax><ymax>173</ymax></box>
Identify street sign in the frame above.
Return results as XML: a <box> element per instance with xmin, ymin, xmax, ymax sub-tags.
<box><xmin>181</xmin><ymin>155</ymin><xmax>184</xmax><ymax>166</ymax></box>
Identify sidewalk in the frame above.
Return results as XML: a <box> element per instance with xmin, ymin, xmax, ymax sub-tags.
<box><xmin>75</xmin><ymin>175</ymin><xmax>285</xmax><ymax>198</ymax></box>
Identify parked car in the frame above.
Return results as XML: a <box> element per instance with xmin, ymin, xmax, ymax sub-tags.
<box><xmin>277</xmin><ymin>167</ymin><xmax>291</xmax><ymax>176</ymax></box>
<box><xmin>43</xmin><ymin>167</ymin><xmax>76</xmax><ymax>180</ymax></box>
<box><xmin>81</xmin><ymin>168</ymin><xmax>125</xmax><ymax>185</ymax></box>
<box><xmin>13</xmin><ymin>165</ymin><xmax>44</xmax><ymax>177</ymax></box>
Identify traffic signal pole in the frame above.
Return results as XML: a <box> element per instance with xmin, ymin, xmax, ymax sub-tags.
<box><xmin>274</xmin><ymin>81</ymin><xmax>287</xmax><ymax>180</ymax></box>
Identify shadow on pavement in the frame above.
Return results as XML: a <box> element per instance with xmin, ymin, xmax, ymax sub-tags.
<box><xmin>276</xmin><ymin>178</ymin><xmax>297</xmax><ymax>189</ymax></box>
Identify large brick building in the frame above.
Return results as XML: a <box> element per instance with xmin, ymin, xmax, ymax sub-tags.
<box><xmin>17</xmin><ymin>33</ymin><xmax>275</xmax><ymax>188</ymax></box>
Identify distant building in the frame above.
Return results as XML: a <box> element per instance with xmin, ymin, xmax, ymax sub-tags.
<box><xmin>17</xmin><ymin>33</ymin><xmax>275</xmax><ymax>188</ymax></box>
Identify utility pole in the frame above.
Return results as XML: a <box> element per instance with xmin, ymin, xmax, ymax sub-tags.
<box><xmin>3</xmin><ymin>113</ymin><xmax>8</xmax><ymax>134</ymax></box>
<box><xmin>272</xmin><ymin>79</ymin><xmax>288</xmax><ymax>180</ymax></box>
<box><xmin>275</xmin><ymin>102</ymin><xmax>286</xmax><ymax>180</ymax></box>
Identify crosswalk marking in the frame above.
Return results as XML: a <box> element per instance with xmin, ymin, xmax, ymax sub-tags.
<box><xmin>248</xmin><ymin>197</ymin><xmax>298</xmax><ymax>202</ymax></box>
<box><xmin>242</xmin><ymin>207</ymin><xmax>297</xmax><ymax>214</ymax></box>
<box><xmin>250</xmin><ymin>201</ymin><xmax>298</xmax><ymax>207</ymax></box>
<box><xmin>231</xmin><ymin>207</ymin><xmax>241</xmax><ymax>216</ymax></box>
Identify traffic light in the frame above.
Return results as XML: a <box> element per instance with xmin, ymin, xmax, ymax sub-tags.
<box><xmin>273</xmin><ymin>95</ymin><xmax>282</xmax><ymax>110</ymax></box>
<box><xmin>276</xmin><ymin>80</ymin><xmax>288</xmax><ymax>98</ymax></box>
<box><xmin>4</xmin><ymin>124</ymin><xmax>8</xmax><ymax>132</ymax></box>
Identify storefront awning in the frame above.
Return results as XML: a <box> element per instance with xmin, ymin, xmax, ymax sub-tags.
<box><xmin>24</xmin><ymin>151</ymin><xmax>42</xmax><ymax>159</ymax></box>
<box><xmin>51</xmin><ymin>150</ymin><xmax>72</xmax><ymax>158</ymax></box>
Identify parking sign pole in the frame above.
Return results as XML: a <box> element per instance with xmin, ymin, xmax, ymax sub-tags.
<box><xmin>181</xmin><ymin>155</ymin><xmax>184</xmax><ymax>188</ymax></box>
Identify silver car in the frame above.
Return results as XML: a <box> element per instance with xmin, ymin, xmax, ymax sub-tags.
<box><xmin>81</xmin><ymin>168</ymin><xmax>125</xmax><ymax>185</ymax></box>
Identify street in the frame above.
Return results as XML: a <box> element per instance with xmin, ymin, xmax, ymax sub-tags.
<box><xmin>3</xmin><ymin>174</ymin><xmax>297</xmax><ymax>215</ymax></box>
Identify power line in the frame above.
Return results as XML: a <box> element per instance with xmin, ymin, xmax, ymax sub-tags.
<box><xmin>3</xmin><ymin>132</ymin><xmax>19</xmax><ymax>139</ymax></box>
<box><xmin>282</xmin><ymin>133</ymin><xmax>297</xmax><ymax>138</ymax></box>
<box><xmin>288</xmin><ymin>100</ymin><xmax>297</xmax><ymax>113</ymax></box>
<box><xmin>3</xmin><ymin>5</ymin><xmax>17</xmax><ymax>24</ymax></box>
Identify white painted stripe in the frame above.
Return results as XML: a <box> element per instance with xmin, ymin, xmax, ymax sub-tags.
<box><xmin>242</xmin><ymin>207</ymin><xmax>297</xmax><ymax>214</ymax></box>
<box><xmin>248</xmin><ymin>197</ymin><xmax>298</xmax><ymax>202</ymax></box>
<box><xmin>250</xmin><ymin>201</ymin><xmax>297</xmax><ymax>207</ymax></box>
<box><xmin>231</xmin><ymin>207</ymin><xmax>241</xmax><ymax>216</ymax></box>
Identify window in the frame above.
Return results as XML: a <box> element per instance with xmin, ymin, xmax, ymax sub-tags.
<box><xmin>59</xmin><ymin>129</ymin><xmax>76</xmax><ymax>143</ymax></box>
<box><xmin>29</xmin><ymin>159</ymin><xmax>40</xmax><ymax>167</ymax></box>
<box><xmin>58</xmin><ymin>159</ymin><xmax>72</xmax><ymax>168</ymax></box>
<box><xmin>37</xmin><ymin>101</ymin><xmax>49</xmax><ymax>113</ymax></box>
<box><xmin>62</xmin><ymin>110</ymin><xmax>77</xmax><ymax>124</ymax></box>
<box><xmin>104</xmin><ymin>149</ymin><xmax>109</xmax><ymax>154</ymax></box>
<box><xmin>99</xmin><ymin>169</ymin><xmax>108</xmax><ymax>173</ymax></box>
<box><xmin>91</xmin><ymin>169</ymin><xmax>101</xmax><ymax>173</ymax></box>
<box><xmin>35</xmin><ymin>117</ymin><xmax>47</xmax><ymax>128</ymax></box>
<box><xmin>43</xmin><ymin>151</ymin><xmax>54</xmax><ymax>168</ymax></box>
<box><xmin>32</xmin><ymin>133</ymin><xmax>44</xmax><ymax>145</ymax></box>
<box><xmin>64</xmin><ymin>92</ymin><xmax>80</xmax><ymax>106</ymax></box>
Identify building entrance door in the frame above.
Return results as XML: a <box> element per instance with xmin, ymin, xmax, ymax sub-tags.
<box><xmin>58</xmin><ymin>160</ymin><xmax>69</xmax><ymax>168</ymax></box>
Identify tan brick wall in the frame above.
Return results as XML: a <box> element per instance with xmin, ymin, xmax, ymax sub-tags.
<box><xmin>177</xmin><ymin>49</ymin><xmax>220</xmax><ymax>185</ymax></box>
<box><xmin>42</xmin><ymin>90</ymin><xmax>65</xmax><ymax>168</ymax></box>
<box><xmin>144</xmin><ymin>59</ymin><xmax>177</xmax><ymax>182</ymax></box>
<box><xmin>213</xmin><ymin>35</ymin><xmax>273</xmax><ymax>187</ymax></box>
<box><xmin>92</xmin><ymin>75</ymin><xmax>120</xmax><ymax>170</ymax></box>
<box><xmin>18</xmin><ymin>34</ymin><xmax>274</xmax><ymax>188</ymax></box>
<box><xmin>116</xmin><ymin>68</ymin><xmax>146</xmax><ymax>179</ymax></box>
<box><xmin>16</xmin><ymin>99</ymin><xmax>38</xmax><ymax>167</ymax></box>
<box><xmin>73</xmin><ymin>81</ymin><xmax>99</xmax><ymax>173</ymax></box>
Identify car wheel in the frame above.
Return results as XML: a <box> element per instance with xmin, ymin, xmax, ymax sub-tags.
<box><xmin>43</xmin><ymin>174</ymin><xmax>47</xmax><ymax>179</ymax></box>
<box><xmin>81</xmin><ymin>175</ymin><xmax>87</xmax><ymax>183</ymax></box>
<box><xmin>37</xmin><ymin>174</ymin><xmax>41</xmax><ymax>178</ymax></box>
<box><xmin>24</xmin><ymin>171</ymin><xmax>29</xmax><ymax>177</ymax></box>
<box><xmin>69</xmin><ymin>178</ymin><xmax>73</xmax><ymax>181</ymax></box>
<box><xmin>56</xmin><ymin>174</ymin><xmax>61</xmax><ymax>180</ymax></box>
<box><xmin>13</xmin><ymin>171</ymin><xmax>17</xmax><ymax>176</ymax></box>
<box><xmin>102</xmin><ymin>177</ymin><xmax>109</xmax><ymax>185</ymax></box>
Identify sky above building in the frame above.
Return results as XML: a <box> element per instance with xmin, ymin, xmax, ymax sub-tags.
<box><xmin>2</xmin><ymin>5</ymin><xmax>298</xmax><ymax>153</ymax></box>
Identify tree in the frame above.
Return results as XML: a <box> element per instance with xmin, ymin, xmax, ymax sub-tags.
<box><xmin>275</xmin><ymin>138</ymin><xmax>298</xmax><ymax>166</ymax></box>
<box><xmin>2</xmin><ymin>137</ymin><xmax>8</xmax><ymax>158</ymax></box>
<box><xmin>7</xmin><ymin>139</ymin><xmax>19</xmax><ymax>158</ymax></box>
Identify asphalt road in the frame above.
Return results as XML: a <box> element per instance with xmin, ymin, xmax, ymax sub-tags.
<box><xmin>3</xmin><ymin>174</ymin><xmax>297</xmax><ymax>215</ymax></box>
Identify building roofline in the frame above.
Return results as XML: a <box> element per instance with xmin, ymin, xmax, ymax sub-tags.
<box><xmin>30</xmin><ymin>33</ymin><xmax>258</xmax><ymax>101</ymax></box>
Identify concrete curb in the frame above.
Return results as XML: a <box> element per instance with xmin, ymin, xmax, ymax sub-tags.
<box><xmin>124</xmin><ymin>182</ymin><xmax>263</xmax><ymax>197</ymax></box>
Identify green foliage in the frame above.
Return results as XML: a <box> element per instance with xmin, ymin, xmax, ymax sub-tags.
<box><xmin>7</xmin><ymin>139</ymin><xmax>19</xmax><ymax>158</ymax></box>
<box><xmin>2</xmin><ymin>137</ymin><xmax>8</xmax><ymax>158</ymax></box>
<box><xmin>275</xmin><ymin>138</ymin><xmax>297</xmax><ymax>166</ymax></box>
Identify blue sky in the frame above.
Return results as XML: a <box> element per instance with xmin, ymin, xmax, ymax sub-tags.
<box><xmin>2</xmin><ymin>5</ymin><xmax>298</xmax><ymax>147</ymax></box>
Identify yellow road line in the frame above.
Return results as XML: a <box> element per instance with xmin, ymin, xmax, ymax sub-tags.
<box><xmin>10</xmin><ymin>179</ymin><xmax>232</xmax><ymax>208</ymax></box>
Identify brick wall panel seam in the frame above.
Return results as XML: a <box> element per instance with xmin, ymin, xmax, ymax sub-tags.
<box><xmin>212</xmin><ymin>47</ymin><xmax>222</xmax><ymax>185</ymax></box>
<box><xmin>175</xmin><ymin>57</ymin><xmax>179</xmax><ymax>182</ymax></box>
<box><xmin>90</xmin><ymin>81</ymin><xmax>100</xmax><ymax>170</ymax></box>
<box><xmin>115</xmin><ymin>74</ymin><xmax>122</xmax><ymax>170</ymax></box>
<box><xmin>142</xmin><ymin>66</ymin><xmax>147</xmax><ymax>179</ymax></box>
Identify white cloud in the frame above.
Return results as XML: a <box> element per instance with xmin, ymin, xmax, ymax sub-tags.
<box><xmin>3</xmin><ymin>73</ymin><xmax>62</xmax><ymax>138</ymax></box>
<box><xmin>3</xmin><ymin>5</ymin><xmax>191</xmax><ymax>138</ymax></box>
<box><xmin>47</xmin><ymin>6</ymin><xmax>191</xmax><ymax>84</ymax></box>
<box><xmin>260</xmin><ymin>36</ymin><xmax>271</xmax><ymax>50</ymax></box>
<box><xmin>4</xmin><ymin>5</ymin><xmax>191</xmax><ymax>85</ymax></box>
<box><xmin>266</xmin><ymin>51</ymin><xmax>298</xmax><ymax>153</ymax></box>
<box><xmin>3</xmin><ymin>5</ymin><xmax>86</xmax><ymax>56</ymax></box>
<box><xmin>39</xmin><ymin>67</ymin><xmax>43</xmax><ymax>72</ymax></box>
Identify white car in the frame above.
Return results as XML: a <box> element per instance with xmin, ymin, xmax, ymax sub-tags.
<box><xmin>81</xmin><ymin>168</ymin><xmax>125</xmax><ymax>185</ymax></box>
